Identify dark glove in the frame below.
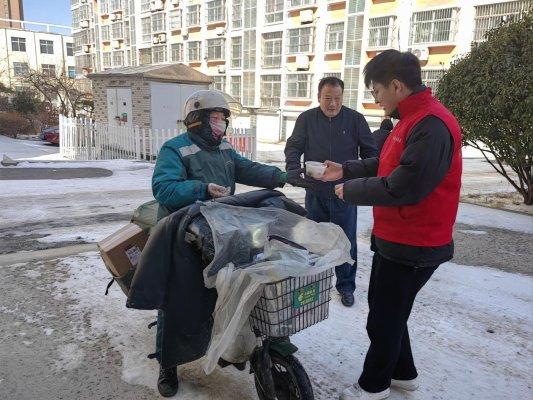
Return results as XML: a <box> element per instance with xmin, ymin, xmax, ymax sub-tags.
<box><xmin>286</xmin><ymin>168</ymin><xmax>314</xmax><ymax>189</ymax></box>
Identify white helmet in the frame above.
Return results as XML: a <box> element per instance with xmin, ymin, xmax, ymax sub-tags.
<box><xmin>183</xmin><ymin>90</ymin><xmax>242</xmax><ymax>128</ymax></box>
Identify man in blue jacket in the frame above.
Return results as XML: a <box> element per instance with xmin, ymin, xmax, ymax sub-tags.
<box><xmin>284</xmin><ymin>77</ymin><xmax>377</xmax><ymax>307</ymax></box>
<box><xmin>151</xmin><ymin>89</ymin><xmax>294</xmax><ymax>397</ymax></box>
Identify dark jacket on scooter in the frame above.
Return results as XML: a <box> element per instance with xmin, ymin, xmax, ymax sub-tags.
<box><xmin>127</xmin><ymin>190</ymin><xmax>306</xmax><ymax>368</ymax></box>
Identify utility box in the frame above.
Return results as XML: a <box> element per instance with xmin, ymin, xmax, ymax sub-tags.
<box><xmin>89</xmin><ymin>63</ymin><xmax>212</xmax><ymax>129</ymax></box>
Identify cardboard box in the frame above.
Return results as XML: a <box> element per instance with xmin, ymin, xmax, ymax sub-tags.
<box><xmin>98</xmin><ymin>223</ymin><xmax>149</xmax><ymax>278</ymax></box>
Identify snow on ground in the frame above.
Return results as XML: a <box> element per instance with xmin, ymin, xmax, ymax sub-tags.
<box><xmin>52</xmin><ymin>241</ymin><xmax>532</xmax><ymax>400</ymax></box>
<box><xmin>456</xmin><ymin>203</ymin><xmax>533</xmax><ymax>234</ymax></box>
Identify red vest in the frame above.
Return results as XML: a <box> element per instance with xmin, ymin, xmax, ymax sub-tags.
<box><xmin>373</xmin><ymin>88</ymin><xmax>462</xmax><ymax>247</ymax></box>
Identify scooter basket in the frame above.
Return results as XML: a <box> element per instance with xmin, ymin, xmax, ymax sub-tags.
<box><xmin>249</xmin><ymin>268</ymin><xmax>334</xmax><ymax>337</ymax></box>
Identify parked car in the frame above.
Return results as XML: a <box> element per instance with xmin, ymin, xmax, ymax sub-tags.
<box><xmin>42</xmin><ymin>126</ymin><xmax>59</xmax><ymax>145</ymax></box>
<box><xmin>39</xmin><ymin>126</ymin><xmax>59</xmax><ymax>141</ymax></box>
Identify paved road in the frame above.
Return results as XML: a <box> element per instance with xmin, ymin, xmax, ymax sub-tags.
<box><xmin>0</xmin><ymin>135</ymin><xmax>60</xmax><ymax>160</ymax></box>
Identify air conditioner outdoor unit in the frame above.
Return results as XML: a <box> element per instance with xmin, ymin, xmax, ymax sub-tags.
<box><xmin>215</xmin><ymin>27</ymin><xmax>226</xmax><ymax>36</ymax></box>
<box><xmin>112</xmin><ymin>40</ymin><xmax>121</xmax><ymax>49</ymax></box>
<box><xmin>114</xmin><ymin>12</ymin><xmax>122</xmax><ymax>20</ymax></box>
<box><xmin>181</xmin><ymin>28</ymin><xmax>189</xmax><ymax>37</ymax></box>
<box><xmin>412</xmin><ymin>46</ymin><xmax>429</xmax><ymax>61</ymax></box>
<box><xmin>110</xmin><ymin>14</ymin><xmax>117</xmax><ymax>21</ymax></box>
<box><xmin>152</xmin><ymin>36</ymin><xmax>160</xmax><ymax>44</ymax></box>
<box><xmin>83</xmin><ymin>45</ymin><xmax>90</xmax><ymax>53</ymax></box>
<box><xmin>296</xmin><ymin>54</ymin><xmax>310</xmax><ymax>70</ymax></box>
<box><xmin>158</xmin><ymin>33</ymin><xmax>167</xmax><ymax>43</ymax></box>
<box><xmin>300</xmin><ymin>9</ymin><xmax>313</xmax><ymax>24</ymax></box>
<box><xmin>217</xmin><ymin>65</ymin><xmax>226</xmax><ymax>73</ymax></box>
<box><xmin>150</xmin><ymin>0</ymin><xmax>164</xmax><ymax>11</ymax></box>
<box><xmin>80</xmin><ymin>20</ymin><xmax>90</xmax><ymax>28</ymax></box>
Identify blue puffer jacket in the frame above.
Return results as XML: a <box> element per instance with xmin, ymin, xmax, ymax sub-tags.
<box><xmin>285</xmin><ymin>106</ymin><xmax>378</xmax><ymax>197</ymax></box>
<box><xmin>152</xmin><ymin>131</ymin><xmax>283</xmax><ymax>212</ymax></box>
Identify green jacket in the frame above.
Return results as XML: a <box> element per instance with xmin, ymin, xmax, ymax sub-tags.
<box><xmin>152</xmin><ymin>131</ymin><xmax>283</xmax><ymax>212</ymax></box>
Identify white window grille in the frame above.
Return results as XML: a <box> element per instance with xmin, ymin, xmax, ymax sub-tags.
<box><xmin>212</xmin><ymin>75</ymin><xmax>226</xmax><ymax>91</ymax></box>
<box><xmin>141</xmin><ymin>17</ymin><xmax>151</xmax><ymax>43</ymax></box>
<box><xmin>206</xmin><ymin>0</ymin><xmax>225</xmax><ymax>23</ymax></box>
<box><xmin>409</xmin><ymin>8</ymin><xmax>457</xmax><ymax>45</ymax></box>
<box><xmin>260</xmin><ymin>74</ymin><xmax>281</xmax><ymax>107</ymax></box>
<box><xmin>100</xmin><ymin>0</ymin><xmax>109</xmax><ymax>14</ymax></box>
<box><xmin>265</xmin><ymin>0</ymin><xmax>283</xmax><ymax>24</ymax></box>
<box><xmin>242</xmin><ymin>71</ymin><xmax>255</xmax><ymax>106</ymax></box>
<box><xmin>323</xmin><ymin>72</ymin><xmax>341</xmax><ymax>79</ymax></box>
<box><xmin>171</xmin><ymin>43</ymin><xmax>183</xmax><ymax>61</ymax></box>
<box><xmin>102</xmin><ymin>52</ymin><xmax>112</xmax><ymax>68</ymax></box>
<box><xmin>206</xmin><ymin>38</ymin><xmax>225</xmax><ymax>60</ymax></box>
<box><xmin>111</xmin><ymin>22</ymin><xmax>123</xmax><ymax>39</ymax></box>
<box><xmin>348</xmin><ymin>0</ymin><xmax>365</xmax><ymax>13</ymax></box>
<box><xmin>345</xmin><ymin>14</ymin><xmax>363</xmax><ymax>66</ymax></box>
<box><xmin>262</xmin><ymin>31</ymin><xmax>282</xmax><ymax>68</ymax></box>
<box><xmin>243</xmin><ymin>30</ymin><xmax>256</xmax><ymax>70</ymax></box>
<box><xmin>169</xmin><ymin>9</ymin><xmax>182</xmax><ymax>29</ymax></box>
<box><xmin>112</xmin><ymin>50</ymin><xmax>124</xmax><ymax>66</ymax></box>
<box><xmin>139</xmin><ymin>48</ymin><xmax>152</xmax><ymax>65</ymax></box>
<box><xmin>101</xmin><ymin>25</ymin><xmax>110</xmax><ymax>41</ymax></box>
<box><xmin>187</xmin><ymin>5</ymin><xmax>201</xmax><ymax>26</ymax></box>
<box><xmin>244</xmin><ymin>0</ymin><xmax>257</xmax><ymax>28</ymax></box>
<box><xmin>286</xmin><ymin>73</ymin><xmax>313</xmax><ymax>98</ymax></box>
<box><xmin>325</xmin><ymin>22</ymin><xmax>344</xmax><ymax>52</ymax></box>
<box><xmin>152</xmin><ymin>45</ymin><xmax>167</xmax><ymax>63</ymax></box>
<box><xmin>110</xmin><ymin>0</ymin><xmax>122</xmax><ymax>12</ymax></box>
<box><xmin>473</xmin><ymin>1</ymin><xmax>530</xmax><ymax>41</ymax></box>
<box><xmin>368</xmin><ymin>16</ymin><xmax>395</xmax><ymax>48</ymax></box>
<box><xmin>233</xmin><ymin>0</ymin><xmax>242</xmax><ymax>29</ymax></box>
<box><xmin>287</xmin><ymin>27</ymin><xmax>314</xmax><ymax>54</ymax></box>
<box><xmin>421</xmin><ymin>69</ymin><xmax>445</xmax><ymax>92</ymax></box>
<box><xmin>288</xmin><ymin>0</ymin><xmax>315</xmax><ymax>7</ymax></box>
<box><xmin>188</xmin><ymin>41</ymin><xmax>201</xmax><ymax>61</ymax></box>
<box><xmin>152</xmin><ymin>12</ymin><xmax>166</xmax><ymax>32</ymax></box>
<box><xmin>140</xmin><ymin>0</ymin><xmax>150</xmax><ymax>12</ymax></box>
<box><xmin>11</xmin><ymin>37</ymin><xmax>26</xmax><ymax>52</ymax></box>
<box><xmin>40</xmin><ymin>40</ymin><xmax>54</xmax><ymax>54</ymax></box>
<box><xmin>230</xmin><ymin>75</ymin><xmax>242</xmax><ymax>102</ymax></box>
<box><xmin>231</xmin><ymin>37</ymin><xmax>242</xmax><ymax>68</ymax></box>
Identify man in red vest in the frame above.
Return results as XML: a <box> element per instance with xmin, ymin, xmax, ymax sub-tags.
<box><xmin>321</xmin><ymin>50</ymin><xmax>462</xmax><ymax>400</ymax></box>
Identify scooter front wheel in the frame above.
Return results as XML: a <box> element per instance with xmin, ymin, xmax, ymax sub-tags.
<box><xmin>254</xmin><ymin>354</ymin><xmax>314</xmax><ymax>400</ymax></box>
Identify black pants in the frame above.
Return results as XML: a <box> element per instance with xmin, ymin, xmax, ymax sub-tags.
<box><xmin>358</xmin><ymin>252</ymin><xmax>438</xmax><ymax>393</ymax></box>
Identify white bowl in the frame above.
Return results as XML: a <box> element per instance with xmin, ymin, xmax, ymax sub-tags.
<box><xmin>305</xmin><ymin>161</ymin><xmax>326</xmax><ymax>179</ymax></box>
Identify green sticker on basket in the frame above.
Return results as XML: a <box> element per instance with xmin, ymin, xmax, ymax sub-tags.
<box><xmin>293</xmin><ymin>282</ymin><xmax>320</xmax><ymax>308</ymax></box>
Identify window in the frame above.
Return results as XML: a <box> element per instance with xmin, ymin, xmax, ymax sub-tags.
<box><xmin>265</xmin><ymin>0</ymin><xmax>283</xmax><ymax>24</ymax></box>
<box><xmin>152</xmin><ymin>46</ymin><xmax>167</xmax><ymax>63</ymax></box>
<box><xmin>232</xmin><ymin>0</ymin><xmax>242</xmax><ymax>29</ymax></box>
<box><xmin>188</xmin><ymin>41</ymin><xmax>201</xmax><ymax>62</ymax></box>
<box><xmin>231</xmin><ymin>37</ymin><xmax>242</xmax><ymax>68</ymax></box>
<box><xmin>348</xmin><ymin>0</ymin><xmax>365</xmax><ymax>13</ymax></box>
<box><xmin>40</xmin><ymin>40</ymin><xmax>54</xmax><ymax>54</ymax></box>
<box><xmin>242</xmin><ymin>71</ymin><xmax>255</xmax><ymax>106</ymax></box>
<box><xmin>75</xmin><ymin>54</ymin><xmax>94</xmax><ymax>70</ymax></box>
<box><xmin>13</xmin><ymin>62</ymin><xmax>29</xmax><ymax>77</ymax></box>
<box><xmin>140</xmin><ymin>0</ymin><xmax>150</xmax><ymax>12</ymax></box>
<box><xmin>288</xmin><ymin>0</ymin><xmax>315</xmax><ymax>7</ymax></box>
<box><xmin>78</xmin><ymin>4</ymin><xmax>91</xmax><ymax>21</ymax></box>
<box><xmin>42</xmin><ymin>64</ymin><xmax>56</xmax><ymax>77</ymax></box>
<box><xmin>323</xmin><ymin>72</ymin><xmax>341</xmax><ymax>79</ymax></box>
<box><xmin>139</xmin><ymin>48</ymin><xmax>151</xmax><ymax>65</ymax></box>
<box><xmin>410</xmin><ymin>8</ymin><xmax>457</xmax><ymax>45</ymax></box>
<box><xmin>325</xmin><ymin>23</ymin><xmax>344</xmax><ymax>52</ymax></box>
<box><xmin>187</xmin><ymin>5</ymin><xmax>201</xmax><ymax>26</ymax></box>
<box><xmin>111</xmin><ymin>22</ymin><xmax>123</xmax><ymax>39</ymax></box>
<box><xmin>368</xmin><ymin>16</ymin><xmax>394</xmax><ymax>48</ymax></box>
<box><xmin>206</xmin><ymin>0</ymin><xmax>225</xmax><ymax>23</ymax></box>
<box><xmin>287</xmin><ymin>27</ymin><xmax>314</xmax><ymax>54</ymax></box>
<box><xmin>206</xmin><ymin>38</ymin><xmax>225</xmax><ymax>60</ymax></box>
<box><xmin>287</xmin><ymin>73</ymin><xmax>312</xmax><ymax>98</ymax></box>
<box><xmin>141</xmin><ymin>17</ymin><xmax>151</xmax><ymax>43</ymax></box>
<box><xmin>474</xmin><ymin>1</ymin><xmax>530</xmax><ymax>41</ymax></box>
<box><xmin>345</xmin><ymin>14</ymin><xmax>363</xmax><ymax>66</ymax></box>
<box><xmin>171</xmin><ymin>43</ymin><xmax>183</xmax><ymax>61</ymax></box>
<box><xmin>244</xmin><ymin>0</ymin><xmax>256</xmax><ymax>28</ymax></box>
<box><xmin>110</xmin><ymin>0</ymin><xmax>122</xmax><ymax>11</ymax></box>
<box><xmin>260</xmin><ymin>75</ymin><xmax>281</xmax><ymax>108</ymax></box>
<box><xmin>212</xmin><ymin>76</ymin><xmax>226</xmax><ymax>91</ymax></box>
<box><xmin>230</xmin><ymin>76</ymin><xmax>241</xmax><ymax>102</ymax></box>
<box><xmin>421</xmin><ymin>69</ymin><xmax>445</xmax><ymax>92</ymax></box>
<box><xmin>101</xmin><ymin>25</ymin><xmax>110</xmax><ymax>41</ymax></box>
<box><xmin>66</xmin><ymin>42</ymin><xmax>74</xmax><ymax>56</ymax></box>
<box><xmin>112</xmin><ymin>51</ymin><xmax>124</xmax><ymax>66</ymax></box>
<box><xmin>68</xmin><ymin>66</ymin><xmax>76</xmax><ymax>78</ymax></box>
<box><xmin>243</xmin><ymin>30</ymin><xmax>256</xmax><ymax>70</ymax></box>
<box><xmin>152</xmin><ymin>12</ymin><xmax>165</xmax><ymax>32</ymax></box>
<box><xmin>262</xmin><ymin>32</ymin><xmax>282</xmax><ymax>68</ymax></box>
<box><xmin>11</xmin><ymin>37</ymin><xmax>26</xmax><ymax>52</ymax></box>
<box><xmin>102</xmin><ymin>52</ymin><xmax>112</xmax><ymax>68</ymax></box>
<box><xmin>100</xmin><ymin>0</ymin><xmax>109</xmax><ymax>14</ymax></box>
<box><xmin>169</xmin><ymin>9</ymin><xmax>182</xmax><ymax>29</ymax></box>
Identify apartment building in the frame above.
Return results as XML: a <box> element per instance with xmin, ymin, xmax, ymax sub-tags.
<box><xmin>71</xmin><ymin>0</ymin><xmax>530</xmax><ymax>140</ymax></box>
<box><xmin>0</xmin><ymin>20</ymin><xmax>76</xmax><ymax>92</ymax></box>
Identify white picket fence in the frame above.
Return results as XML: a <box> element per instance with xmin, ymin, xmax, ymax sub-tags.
<box><xmin>59</xmin><ymin>115</ymin><xmax>257</xmax><ymax>161</ymax></box>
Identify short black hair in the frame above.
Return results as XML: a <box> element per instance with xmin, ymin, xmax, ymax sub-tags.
<box><xmin>318</xmin><ymin>77</ymin><xmax>344</xmax><ymax>93</ymax></box>
<box><xmin>363</xmin><ymin>50</ymin><xmax>422</xmax><ymax>90</ymax></box>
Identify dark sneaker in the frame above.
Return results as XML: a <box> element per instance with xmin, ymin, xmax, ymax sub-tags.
<box><xmin>341</xmin><ymin>292</ymin><xmax>355</xmax><ymax>307</ymax></box>
<box><xmin>218</xmin><ymin>358</ymin><xmax>247</xmax><ymax>371</ymax></box>
<box><xmin>157</xmin><ymin>366</ymin><xmax>178</xmax><ymax>397</ymax></box>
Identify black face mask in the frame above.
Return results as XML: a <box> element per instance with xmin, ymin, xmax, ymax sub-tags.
<box><xmin>189</xmin><ymin>112</ymin><xmax>223</xmax><ymax>150</ymax></box>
